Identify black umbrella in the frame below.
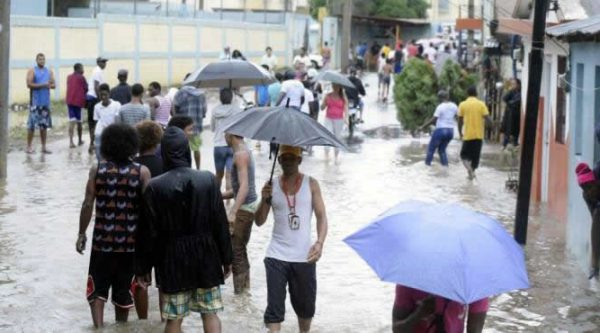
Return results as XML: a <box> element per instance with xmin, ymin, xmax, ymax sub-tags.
<box><xmin>183</xmin><ymin>59</ymin><xmax>275</xmax><ymax>88</ymax></box>
<box><xmin>314</xmin><ymin>70</ymin><xmax>356</xmax><ymax>89</ymax></box>
<box><xmin>221</xmin><ymin>106</ymin><xmax>348</xmax><ymax>181</ymax></box>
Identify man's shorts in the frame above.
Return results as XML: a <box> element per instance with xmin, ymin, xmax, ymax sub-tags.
<box><xmin>213</xmin><ymin>146</ymin><xmax>234</xmax><ymax>173</ymax></box>
<box><xmin>86</xmin><ymin>251</ymin><xmax>135</xmax><ymax>309</ymax></box>
<box><xmin>27</xmin><ymin>106</ymin><xmax>52</xmax><ymax>130</ymax></box>
<box><xmin>264</xmin><ymin>257</ymin><xmax>316</xmax><ymax>324</ymax></box>
<box><xmin>67</xmin><ymin>105</ymin><xmax>82</xmax><ymax>123</ymax></box>
<box><xmin>460</xmin><ymin>139</ymin><xmax>484</xmax><ymax>170</ymax></box>
<box><xmin>162</xmin><ymin>286</ymin><xmax>223</xmax><ymax>320</ymax></box>
<box><xmin>189</xmin><ymin>133</ymin><xmax>202</xmax><ymax>152</ymax></box>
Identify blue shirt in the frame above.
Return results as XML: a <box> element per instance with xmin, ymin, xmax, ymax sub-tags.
<box><xmin>255</xmin><ymin>84</ymin><xmax>270</xmax><ymax>107</ymax></box>
<box><xmin>268</xmin><ymin>82</ymin><xmax>282</xmax><ymax>107</ymax></box>
<box><xmin>31</xmin><ymin>66</ymin><xmax>51</xmax><ymax>107</ymax></box>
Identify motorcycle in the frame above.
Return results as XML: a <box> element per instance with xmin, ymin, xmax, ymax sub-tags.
<box><xmin>348</xmin><ymin>99</ymin><xmax>363</xmax><ymax>140</ymax></box>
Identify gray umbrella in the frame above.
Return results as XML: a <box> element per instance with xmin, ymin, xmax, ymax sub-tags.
<box><xmin>183</xmin><ymin>59</ymin><xmax>275</xmax><ymax>88</ymax></box>
<box><xmin>221</xmin><ymin>105</ymin><xmax>348</xmax><ymax>181</ymax></box>
<box><xmin>314</xmin><ymin>70</ymin><xmax>356</xmax><ymax>89</ymax></box>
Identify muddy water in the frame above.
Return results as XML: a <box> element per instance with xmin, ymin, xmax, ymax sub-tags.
<box><xmin>1</xmin><ymin>74</ymin><xmax>600</xmax><ymax>332</ymax></box>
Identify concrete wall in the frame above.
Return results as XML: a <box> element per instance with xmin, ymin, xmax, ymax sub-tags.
<box><xmin>567</xmin><ymin>42</ymin><xmax>600</xmax><ymax>271</ymax></box>
<box><xmin>9</xmin><ymin>14</ymin><xmax>288</xmax><ymax>104</ymax></box>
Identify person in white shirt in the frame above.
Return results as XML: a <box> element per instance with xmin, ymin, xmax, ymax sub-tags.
<box><xmin>255</xmin><ymin>145</ymin><xmax>328</xmax><ymax>333</ymax></box>
<box><xmin>261</xmin><ymin>46</ymin><xmax>278</xmax><ymax>72</ymax></box>
<box><xmin>293</xmin><ymin>47</ymin><xmax>312</xmax><ymax>71</ymax></box>
<box><xmin>94</xmin><ymin>84</ymin><xmax>121</xmax><ymax>160</ymax></box>
<box><xmin>423</xmin><ymin>42</ymin><xmax>438</xmax><ymax>64</ymax></box>
<box><xmin>87</xmin><ymin>57</ymin><xmax>108</xmax><ymax>153</ymax></box>
<box><xmin>420</xmin><ymin>90</ymin><xmax>458</xmax><ymax>167</ymax></box>
<box><xmin>276</xmin><ymin>71</ymin><xmax>305</xmax><ymax>109</ymax></box>
<box><xmin>300</xmin><ymin>87</ymin><xmax>315</xmax><ymax>115</ymax></box>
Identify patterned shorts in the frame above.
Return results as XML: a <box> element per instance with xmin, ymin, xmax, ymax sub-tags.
<box><xmin>162</xmin><ymin>286</ymin><xmax>223</xmax><ymax>320</ymax></box>
<box><xmin>189</xmin><ymin>133</ymin><xmax>202</xmax><ymax>152</ymax></box>
<box><xmin>27</xmin><ymin>106</ymin><xmax>53</xmax><ymax>130</ymax></box>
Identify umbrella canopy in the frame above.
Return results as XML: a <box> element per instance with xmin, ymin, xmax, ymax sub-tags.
<box><xmin>343</xmin><ymin>200</ymin><xmax>529</xmax><ymax>304</ymax></box>
<box><xmin>314</xmin><ymin>70</ymin><xmax>356</xmax><ymax>89</ymax></box>
<box><xmin>183</xmin><ymin>59</ymin><xmax>275</xmax><ymax>88</ymax></box>
<box><xmin>221</xmin><ymin>106</ymin><xmax>348</xmax><ymax>181</ymax></box>
<box><xmin>221</xmin><ymin>106</ymin><xmax>347</xmax><ymax>149</ymax></box>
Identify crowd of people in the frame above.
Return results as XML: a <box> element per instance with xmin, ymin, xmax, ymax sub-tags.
<box><xmin>20</xmin><ymin>40</ymin><xmax>495</xmax><ymax>332</ymax></box>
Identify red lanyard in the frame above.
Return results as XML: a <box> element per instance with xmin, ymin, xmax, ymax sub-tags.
<box><xmin>280</xmin><ymin>174</ymin><xmax>303</xmax><ymax>213</ymax></box>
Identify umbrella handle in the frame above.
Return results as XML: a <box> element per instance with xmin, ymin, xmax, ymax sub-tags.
<box><xmin>266</xmin><ymin>143</ymin><xmax>279</xmax><ymax>205</ymax></box>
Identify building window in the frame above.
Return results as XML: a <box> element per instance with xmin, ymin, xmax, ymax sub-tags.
<box><xmin>555</xmin><ymin>56</ymin><xmax>567</xmax><ymax>144</ymax></box>
<box><xmin>595</xmin><ymin>66</ymin><xmax>600</xmax><ymax>162</ymax></box>
<box><xmin>575</xmin><ymin>63</ymin><xmax>584</xmax><ymax>155</ymax></box>
<box><xmin>439</xmin><ymin>0</ymin><xmax>450</xmax><ymax>12</ymax></box>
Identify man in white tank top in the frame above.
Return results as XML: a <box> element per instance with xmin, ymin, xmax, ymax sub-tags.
<box><xmin>255</xmin><ymin>145</ymin><xmax>328</xmax><ymax>333</ymax></box>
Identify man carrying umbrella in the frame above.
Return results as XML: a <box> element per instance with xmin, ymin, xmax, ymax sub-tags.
<box><xmin>392</xmin><ymin>285</ymin><xmax>488</xmax><ymax>333</ymax></box>
<box><xmin>255</xmin><ymin>145</ymin><xmax>328</xmax><ymax>333</ymax></box>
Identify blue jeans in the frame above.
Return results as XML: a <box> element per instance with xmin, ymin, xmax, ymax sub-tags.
<box><xmin>425</xmin><ymin>128</ymin><xmax>454</xmax><ymax>166</ymax></box>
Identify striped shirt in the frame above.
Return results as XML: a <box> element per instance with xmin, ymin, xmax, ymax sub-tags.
<box><xmin>118</xmin><ymin>103</ymin><xmax>151</xmax><ymax>126</ymax></box>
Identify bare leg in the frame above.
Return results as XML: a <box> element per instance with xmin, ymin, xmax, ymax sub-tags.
<box><xmin>69</xmin><ymin>122</ymin><xmax>76</xmax><ymax>148</ymax></box>
<box><xmin>194</xmin><ymin>151</ymin><xmax>201</xmax><ymax>170</ymax></box>
<box><xmin>164</xmin><ymin>319</ymin><xmax>183</xmax><ymax>333</ymax></box>
<box><xmin>40</xmin><ymin>129</ymin><xmax>51</xmax><ymax>153</ymax></box>
<box><xmin>134</xmin><ymin>286</ymin><xmax>149</xmax><ymax>319</ymax></box>
<box><xmin>115</xmin><ymin>306</ymin><xmax>129</xmax><ymax>322</ymax></box>
<box><xmin>77</xmin><ymin>123</ymin><xmax>84</xmax><ymax>145</ymax></box>
<box><xmin>201</xmin><ymin>313</ymin><xmax>221</xmax><ymax>333</ymax></box>
<box><xmin>266</xmin><ymin>323</ymin><xmax>282</xmax><ymax>333</ymax></box>
<box><xmin>26</xmin><ymin>129</ymin><xmax>35</xmax><ymax>153</ymax></box>
<box><xmin>159</xmin><ymin>290</ymin><xmax>166</xmax><ymax>322</ymax></box>
<box><xmin>298</xmin><ymin>317</ymin><xmax>313</xmax><ymax>333</ymax></box>
<box><xmin>89</xmin><ymin>299</ymin><xmax>105</xmax><ymax>328</ymax></box>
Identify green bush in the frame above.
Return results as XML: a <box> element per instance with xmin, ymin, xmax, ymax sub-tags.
<box><xmin>438</xmin><ymin>60</ymin><xmax>478</xmax><ymax>104</ymax></box>
<box><xmin>394</xmin><ymin>58</ymin><xmax>438</xmax><ymax>134</ymax></box>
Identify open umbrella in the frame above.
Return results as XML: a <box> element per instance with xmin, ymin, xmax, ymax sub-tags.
<box><xmin>221</xmin><ymin>105</ymin><xmax>347</xmax><ymax>181</ymax></box>
<box><xmin>343</xmin><ymin>200</ymin><xmax>529</xmax><ymax>304</ymax></box>
<box><xmin>183</xmin><ymin>59</ymin><xmax>275</xmax><ymax>88</ymax></box>
<box><xmin>314</xmin><ymin>70</ymin><xmax>356</xmax><ymax>89</ymax></box>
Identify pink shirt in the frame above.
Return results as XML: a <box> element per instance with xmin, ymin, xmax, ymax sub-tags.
<box><xmin>394</xmin><ymin>285</ymin><xmax>489</xmax><ymax>333</ymax></box>
<box><xmin>325</xmin><ymin>95</ymin><xmax>345</xmax><ymax>120</ymax></box>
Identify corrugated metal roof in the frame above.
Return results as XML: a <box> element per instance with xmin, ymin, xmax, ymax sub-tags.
<box><xmin>546</xmin><ymin>15</ymin><xmax>600</xmax><ymax>38</ymax></box>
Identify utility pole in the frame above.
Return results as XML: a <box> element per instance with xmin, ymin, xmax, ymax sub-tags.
<box><xmin>0</xmin><ymin>0</ymin><xmax>10</xmax><ymax>179</ymax></box>
<box><xmin>514</xmin><ymin>0</ymin><xmax>549</xmax><ymax>245</ymax></box>
<box><xmin>340</xmin><ymin>0</ymin><xmax>352</xmax><ymax>71</ymax></box>
<box><xmin>467</xmin><ymin>0</ymin><xmax>475</xmax><ymax>64</ymax></box>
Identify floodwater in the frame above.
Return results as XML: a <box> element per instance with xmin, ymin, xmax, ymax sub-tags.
<box><xmin>1</xmin><ymin>73</ymin><xmax>600</xmax><ymax>332</ymax></box>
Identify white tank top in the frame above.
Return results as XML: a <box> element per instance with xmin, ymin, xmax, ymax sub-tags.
<box><xmin>266</xmin><ymin>175</ymin><xmax>313</xmax><ymax>262</ymax></box>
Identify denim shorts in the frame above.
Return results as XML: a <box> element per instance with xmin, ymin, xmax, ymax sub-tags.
<box><xmin>214</xmin><ymin>146</ymin><xmax>234</xmax><ymax>173</ymax></box>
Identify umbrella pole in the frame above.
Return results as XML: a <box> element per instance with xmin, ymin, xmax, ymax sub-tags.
<box><xmin>269</xmin><ymin>144</ymin><xmax>279</xmax><ymax>184</ymax></box>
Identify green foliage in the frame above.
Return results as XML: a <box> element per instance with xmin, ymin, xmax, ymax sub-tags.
<box><xmin>307</xmin><ymin>0</ymin><xmax>428</xmax><ymax>20</ymax></box>
<box><xmin>308</xmin><ymin>0</ymin><xmax>327</xmax><ymax>20</ymax></box>
<box><xmin>438</xmin><ymin>60</ymin><xmax>478</xmax><ymax>104</ymax></box>
<box><xmin>394</xmin><ymin>58</ymin><xmax>438</xmax><ymax>133</ymax></box>
<box><xmin>371</xmin><ymin>0</ymin><xmax>428</xmax><ymax>18</ymax></box>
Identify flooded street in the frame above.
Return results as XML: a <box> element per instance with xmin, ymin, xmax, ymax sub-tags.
<box><xmin>1</xmin><ymin>73</ymin><xmax>600</xmax><ymax>332</ymax></box>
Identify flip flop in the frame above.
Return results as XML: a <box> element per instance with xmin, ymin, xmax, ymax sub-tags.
<box><xmin>26</xmin><ymin>148</ymin><xmax>35</xmax><ymax>154</ymax></box>
<box><xmin>42</xmin><ymin>149</ymin><xmax>52</xmax><ymax>154</ymax></box>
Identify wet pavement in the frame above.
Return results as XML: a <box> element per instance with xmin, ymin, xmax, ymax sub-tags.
<box><xmin>1</xmin><ymin>73</ymin><xmax>600</xmax><ymax>332</ymax></box>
